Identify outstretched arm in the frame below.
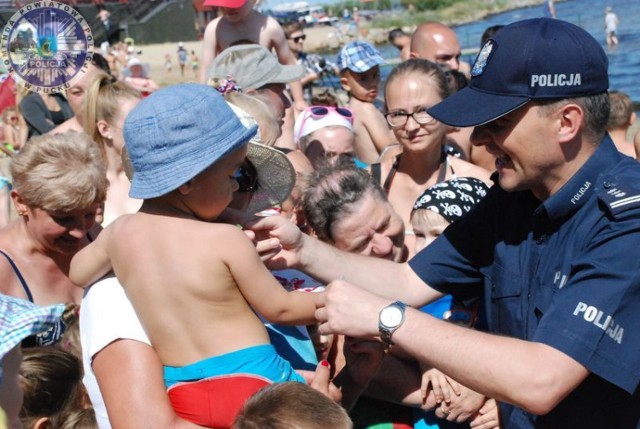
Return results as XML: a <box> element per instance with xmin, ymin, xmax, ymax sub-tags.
<box><xmin>248</xmin><ymin>215</ymin><xmax>441</xmax><ymax>307</ymax></box>
<box><xmin>224</xmin><ymin>225</ymin><xmax>319</xmax><ymax>325</ymax></box>
<box><xmin>317</xmin><ymin>281</ymin><xmax>590</xmax><ymax>415</ymax></box>
<box><xmin>69</xmin><ymin>228</ymin><xmax>112</xmax><ymax>288</ymax></box>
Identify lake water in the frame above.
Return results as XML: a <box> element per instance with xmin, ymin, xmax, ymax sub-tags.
<box><xmin>322</xmin><ymin>0</ymin><xmax>640</xmax><ymax>103</ymax></box>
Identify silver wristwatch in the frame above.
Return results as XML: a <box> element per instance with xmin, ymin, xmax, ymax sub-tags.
<box><xmin>378</xmin><ymin>301</ymin><xmax>407</xmax><ymax>346</ymax></box>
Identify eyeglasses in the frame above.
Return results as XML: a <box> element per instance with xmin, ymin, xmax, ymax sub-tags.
<box><xmin>289</xmin><ymin>34</ymin><xmax>306</xmax><ymax>43</ymax></box>
<box><xmin>233</xmin><ymin>159</ymin><xmax>258</xmax><ymax>193</ymax></box>
<box><xmin>384</xmin><ymin>107</ymin><xmax>436</xmax><ymax>128</ymax></box>
<box><xmin>296</xmin><ymin>105</ymin><xmax>354</xmax><ymax>142</ymax></box>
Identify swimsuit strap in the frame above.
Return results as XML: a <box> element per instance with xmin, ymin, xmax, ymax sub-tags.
<box><xmin>436</xmin><ymin>155</ymin><xmax>449</xmax><ymax>184</ymax></box>
<box><xmin>384</xmin><ymin>148</ymin><xmax>454</xmax><ymax>194</ymax></box>
<box><xmin>0</xmin><ymin>249</ymin><xmax>34</xmax><ymax>302</ymax></box>
<box><xmin>370</xmin><ymin>162</ymin><xmax>381</xmax><ymax>186</ymax></box>
<box><xmin>382</xmin><ymin>155</ymin><xmax>400</xmax><ymax>194</ymax></box>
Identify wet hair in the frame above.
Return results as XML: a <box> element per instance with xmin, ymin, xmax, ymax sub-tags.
<box><xmin>607</xmin><ymin>91</ymin><xmax>634</xmax><ymax>130</ymax></box>
<box><xmin>384</xmin><ymin>59</ymin><xmax>450</xmax><ymax>105</ymax></box>
<box><xmin>480</xmin><ymin>25</ymin><xmax>504</xmax><ymax>47</ymax></box>
<box><xmin>10</xmin><ymin>131</ymin><xmax>108</xmax><ymax>212</ymax></box>
<box><xmin>84</xmin><ymin>72</ymin><xmax>141</xmax><ymax>152</ymax></box>
<box><xmin>19</xmin><ymin>347</ymin><xmax>85</xmax><ymax>429</ymax></box>
<box><xmin>282</xmin><ymin>21</ymin><xmax>304</xmax><ymax>39</ymax></box>
<box><xmin>311</xmin><ymin>89</ymin><xmax>338</xmax><ymax>107</ymax></box>
<box><xmin>91</xmin><ymin>52</ymin><xmax>112</xmax><ymax>75</ymax></box>
<box><xmin>233</xmin><ymin>382</ymin><xmax>352</xmax><ymax>429</ymax></box>
<box><xmin>445</xmin><ymin>69</ymin><xmax>468</xmax><ymax>94</ymax></box>
<box><xmin>303</xmin><ymin>159</ymin><xmax>386</xmax><ymax>243</ymax></box>
<box><xmin>388</xmin><ymin>28</ymin><xmax>408</xmax><ymax>44</ymax></box>
<box><xmin>537</xmin><ymin>93</ymin><xmax>610</xmax><ymax>143</ymax></box>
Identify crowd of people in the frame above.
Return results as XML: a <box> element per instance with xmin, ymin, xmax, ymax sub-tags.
<box><xmin>0</xmin><ymin>1</ymin><xmax>639</xmax><ymax>428</ymax></box>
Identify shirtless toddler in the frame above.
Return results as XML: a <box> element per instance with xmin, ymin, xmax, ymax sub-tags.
<box><xmin>199</xmin><ymin>0</ymin><xmax>306</xmax><ymax>112</ymax></box>
<box><xmin>70</xmin><ymin>84</ymin><xmax>319</xmax><ymax>427</ymax></box>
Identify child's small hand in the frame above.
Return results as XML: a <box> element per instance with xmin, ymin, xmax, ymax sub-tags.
<box><xmin>419</xmin><ymin>363</ymin><xmax>461</xmax><ymax>405</ymax></box>
<box><xmin>469</xmin><ymin>398</ymin><xmax>500</xmax><ymax>429</ymax></box>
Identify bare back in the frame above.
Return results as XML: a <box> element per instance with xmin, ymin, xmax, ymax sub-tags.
<box><xmin>200</xmin><ymin>12</ymin><xmax>286</xmax><ymax>83</ymax></box>
<box><xmin>98</xmin><ymin>213</ymin><xmax>317</xmax><ymax>367</ymax></box>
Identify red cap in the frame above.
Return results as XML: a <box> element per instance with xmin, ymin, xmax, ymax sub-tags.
<box><xmin>203</xmin><ymin>0</ymin><xmax>247</xmax><ymax>7</ymax></box>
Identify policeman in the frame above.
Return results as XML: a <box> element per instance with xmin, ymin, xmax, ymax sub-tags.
<box><xmin>251</xmin><ymin>18</ymin><xmax>640</xmax><ymax>428</ymax></box>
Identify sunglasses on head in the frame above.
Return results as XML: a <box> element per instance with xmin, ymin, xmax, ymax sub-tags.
<box><xmin>290</xmin><ymin>34</ymin><xmax>306</xmax><ymax>43</ymax></box>
<box><xmin>296</xmin><ymin>105</ymin><xmax>355</xmax><ymax>144</ymax></box>
<box><xmin>233</xmin><ymin>159</ymin><xmax>258</xmax><ymax>193</ymax></box>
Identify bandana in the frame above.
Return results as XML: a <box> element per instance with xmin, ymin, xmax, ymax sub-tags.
<box><xmin>412</xmin><ymin>177</ymin><xmax>489</xmax><ymax>223</ymax></box>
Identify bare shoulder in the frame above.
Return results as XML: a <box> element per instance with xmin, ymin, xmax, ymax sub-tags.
<box><xmin>264</xmin><ymin>14</ymin><xmax>283</xmax><ymax>32</ymax></box>
<box><xmin>358</xmin><ymin>102</ymin><xmax>385</xmax><ymax>123</ymax></box>
<box><xmin>449</xmin><ymin>156</ymin><xmax>493</xmax><ymax>184</ymax></box>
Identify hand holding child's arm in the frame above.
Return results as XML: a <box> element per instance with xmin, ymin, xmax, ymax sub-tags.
<box><xmin>226</xmin><ymin>225</ymin><xmax>318</xmax><ymax>325</ymax></box>
<box><xmin>69</xmin><ymin>229</ymin><xmax>112</xmax><ymax>289</ymax></box>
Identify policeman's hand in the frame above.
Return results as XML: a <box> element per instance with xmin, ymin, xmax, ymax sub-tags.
<box><xmin>246</xmin><ymin>215</ymin><xmax>304</xmax><ymax>269</ymax></box>
<box><xmin>316</xmin><ymin>279</ymin><xmax>388</xmax><ymax>339</ymax></box>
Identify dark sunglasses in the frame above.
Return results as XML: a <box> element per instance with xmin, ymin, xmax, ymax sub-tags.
<box><xmin>233</xmin><ymin>159</ymin><xmax>258</xmax><ymax>193</ymax></box>
<box><xmin>290</xmin><ymin>34</ymin><xmax>306</xmax><ymax>43</ymax></box>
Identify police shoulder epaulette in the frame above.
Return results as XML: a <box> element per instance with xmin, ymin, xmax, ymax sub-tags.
<box><xmin>596</xmin><ymin>174</ymin><xmax>640</xmax><ymax>216</ymax></box>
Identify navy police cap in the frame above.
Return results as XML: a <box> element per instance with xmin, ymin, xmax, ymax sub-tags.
<box><xmin>428</xmin><ymin>18</ymin><xmax>609</xmax><ymax>127</ymax></box>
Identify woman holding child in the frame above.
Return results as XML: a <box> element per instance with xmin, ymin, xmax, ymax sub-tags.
<box><xmin>375</xmin><ymin>59</ymin><xmax>491</xmax><ymax>257</ymax></box>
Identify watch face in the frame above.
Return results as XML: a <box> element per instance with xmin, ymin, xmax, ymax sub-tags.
<box><xmin>380</xmin><ymin>306</ymin><xmax>403</xmax><ymax>327</ymax></box>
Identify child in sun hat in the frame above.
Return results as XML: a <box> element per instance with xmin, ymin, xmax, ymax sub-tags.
<box><xmin>337</xmin><ymin>41</ymin><xmax>396</xmax><ymax>165</ymax></box>
<box><xmin>0</xmin><ymin>294</ymin><xmax>65</xmax><ymax>429</ymax></box>
<box><xmin>69</xmin><ymin>83</ymin><xmax>321</xmax><ymax>428</ymax></box>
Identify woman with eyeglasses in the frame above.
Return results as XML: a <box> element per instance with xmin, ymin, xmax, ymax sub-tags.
<box><xmin>375</xmin><ymin>59</ymin><xmax>492</xmax><ymax>258</ymax></box>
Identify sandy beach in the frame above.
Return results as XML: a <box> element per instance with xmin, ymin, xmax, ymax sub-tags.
<box><xmin>136</xmin><ymin>26</ymin><xmax>340</xmax><ymax>87</ymax></box>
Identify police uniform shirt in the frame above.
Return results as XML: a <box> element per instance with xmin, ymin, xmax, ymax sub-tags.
<box><xmin>409</xmin><ymin>137</ymin><xmax>640</xmax><ymax>428</ymax></box>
